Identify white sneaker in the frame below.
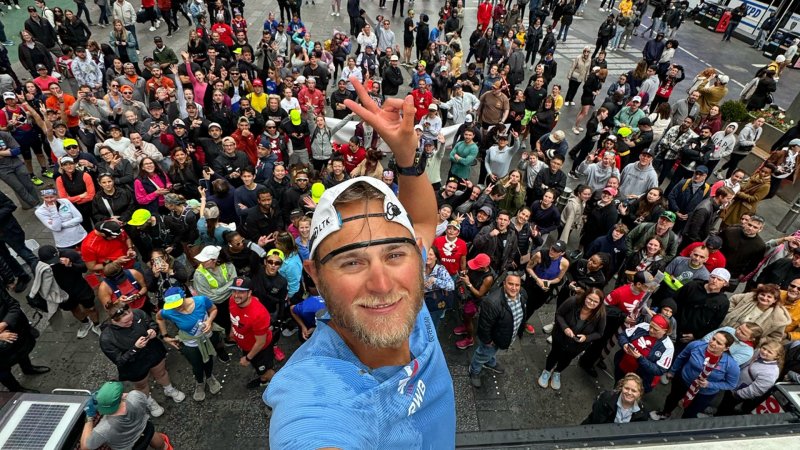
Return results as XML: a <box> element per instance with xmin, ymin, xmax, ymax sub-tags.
<box><xmin>649</xmin><ymin>411</ymin><xmax>668</xmax><ymax>421</ymax></box>
<box><xmin>14</xmin><ymin>4</ymin><xmax>19</xmax><ymax>8</ymax></box>
<box><xmin>599</xmin><ymin>7</ymin><xmax>605</xmax><ymax>12</ymax></box>
<box><xmin>6</xmin><ymin>5</ymin><xmax>11</xmax><ymax>10</ymax></box>
<box><xmin>76</xmin><ymin>321</ymin><xmax>93</xmax><ymax>339</ymax></box>
<box><xmin>163</xmin><ymin>385</ymin><xmax>186</xmax><ymax>403</ymax></box>
<box><xmin>149</xmin><ymin>26</ymin><xmax>157</xmax><ymax>32</ymax></box>
<box><xmin>546</xmin><ymin>335</ymin><xmax>553</xmax><ymax>343</ymax></box>
<box><xmin>207</xmin><ymin>375</ymin><xmax>221</xmax><ymax>394</ymax></box>
<box><xmin>331</xmin><ymin>11</ymin><xmax>335</xmax><ymax>15</ymax></box>
<box><xmin>542</xmin><ymin>322</ymin><xmax>554</xmax><ymax>334</ymax></box>
<box><xmin>156</xmin><ymin>19</ymin><xmax>161</xmax><ymax>28</ymax></box>
<box><xmin>91</xmin><ymin>324</ymin><xmax>102</xmax><ymax>336</ymax></box>
<box><xmin>336</xmin><ymin>12</ymin><xmax>340</xmax><ymax>16</ymax></box>
<box><xmin>146</xmin><ymin>396</ymin><xmax>165</xmax><ymax>417</ymax></box>
<box><xmin>282</xmin><ymin>327</ymin><xmax>298</xmax><ymax>337</ymax></box>
<box><xmin>193</xmin><ymin>383</ymin><xmax>206</xmax><ymax>401</ymax></box>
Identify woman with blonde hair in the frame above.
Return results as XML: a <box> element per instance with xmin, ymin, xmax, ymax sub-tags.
<box><xmin>717</xmin><ymin>339</ymin><xmax>783</xmax><ymax>416</ymax></box>
<box><xmin>582</xmin><ymin>373</ymin><xmax>648</xmax><ymax>424</ymax></box>
<box><xmin>108</xmin><ymin>19</ymin><xmax>138</xmax><ymax>68</ymax></box>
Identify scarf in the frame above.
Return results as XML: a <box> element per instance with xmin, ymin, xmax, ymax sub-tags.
<box><xmin>680</xmin><ymin>348</ymin><xmax>721</xmax><ymax>408</ymax></box>
<box><xmin>744</xmin><ymin>229</ymin><xmax>800</xmax><ymax>281</ymax></box>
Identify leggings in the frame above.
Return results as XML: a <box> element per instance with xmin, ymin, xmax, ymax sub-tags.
<box><xmin>545</xmin><ymin>345</ymin><xmax>582</xmax><ymax>372</ymax></box>
<box><xmin>525</xmin><ymin>46</ymin><xmax>539</xmax><ymax>65</ymax></box>
<box><xmin>179</xmin><ymin>334</ymin><xmax>220</xmax><ymax>383</ymax></box>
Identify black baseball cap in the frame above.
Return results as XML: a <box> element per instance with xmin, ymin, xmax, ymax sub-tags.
<box><xmin>37</xmin><ymin>245</ymin><xmax>60</xmax><ymax>265</ymax></box>
<box><xmin>230</xmin><ymin>276</ymin><xmax>252</xmax><ymax>291</ymax></box>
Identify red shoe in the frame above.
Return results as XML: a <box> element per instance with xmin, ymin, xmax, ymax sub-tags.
<box><xmin>525</xmin><ymin>324</ymin><xmax>536</xmax><ymax>335</ymax></box>
<box><xmin>456</xmin><ymin>337</ymin><xmax>474</xmax><ymax>349</ymax></box>
<box><xmin>453</xmin><ymin>325</ymin><xmax>467</xmax><ymax>336</ymax></box>
<box><xmin>161</xmin><ymin>433</ymin><xmax>173</xmax><ymax>450</ymax></box>
<box><xmin>273</xmin><ymin>346</ymin><xmax>286</xmax><ymax>362</ymax></box>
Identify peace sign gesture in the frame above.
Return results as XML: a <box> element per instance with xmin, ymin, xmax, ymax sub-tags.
<box><xmin>343</xmin><ymin>76</ymin><xmax>417</xmax><ymax>168</ymax></box>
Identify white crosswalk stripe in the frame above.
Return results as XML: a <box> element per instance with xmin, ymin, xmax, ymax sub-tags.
<box><xmin>552</xmin><ymin>37</ymin><xmax>637</xmax><ymax>74</ymax></box>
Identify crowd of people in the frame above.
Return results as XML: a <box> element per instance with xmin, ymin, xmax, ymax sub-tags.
<box><xmin>0</xmin><ymin>0</ymin><xmax>798</xmax><ymax>447</ymax></box>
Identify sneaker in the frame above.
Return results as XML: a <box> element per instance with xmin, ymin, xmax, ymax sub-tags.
<box><xmin>30</xmin><ymin>175</ymin><xmax>44</xmax><ymax>186</ymax></box>
<box><xmin>483</xmin><ymin>362</ymin><xmax>505</xmax><ymax>374</ymax></box>
<box><xmin>193</xmin><ymin>383</ymin><xmax>206</xmax><ymax>401</ymax></box>
<box><xmin>245</xmin><ymin>377</ymin><xmax>268</xmax><ymax>389</ymax></box>
<box><xmin>274</xmin><ymin>345</ymin><xmax>286</xmax><ymax>362</ymax></box>
<box><xmin>76</xmin><ymin>321</ymin><xmax>93</xmax><ymax>339</ymax></box>
<box><xmin>546</xmin><ymin>335</ymin><xmax>552</xmax><ymax>344</ymax></box>
<box><xmin>550</xmin><ymin>371</ymin><xmax>561</xmax><ymax>390</ymax></box>
<box><xmin>149</xmin><ymin>26</ymin><xmax>157</xmax><ymax>32</ymax></box>
<box><xmin>542</xmin><ymin>322</ymin><xmax>554</xmax><ymax>334</ymax></box>
<box><xmin>649</xmin><ymin>411</ymin><xmax>669</xmax><ymax>421</ymax></box>
<box><xmin>336</xmin><ymin>12</ymin><xmax>340</xmax><ymax>16</ymax></box>
<box><xmin>42</xmin><ymin>169</ymin><xmax>54</xmax><ymax>178</ymax></box>
<box><xmin>660</xmin><ymin>374</ymin><xmax>670</xmax><ymax>385</ymax></box>
<box><xmin>331</xmin><ymin>11</ymin><xmax>335</xmax><ymax>15</ymax></box>
<box><xmin>455</xmin><ymin>336</ymin><xmax>474</xmax><ymax>349</ymax></box>
<box><xmin>599</xmin><ymin>7</ymin><xmax>605</xmax><ymax>11</ymax></box>
<box><xmin>217</xmin><ymin>350</ymin><xmax>230</xmax><ymax>363</ymax></box>
<box><xmin>163</xmin><ymin>385</ymin><xmax>185</xmax><ymax>403</ymax></box>
<box><xmin>282</xmin><ymin>327</ymin><xmax>298</xmax><ymax>337</ymax></box>
<box><xmin>156</xmin><ymin>19</ymin><xmax>161</xmax><ymax>28</ymax></box>
<box><xmin>453</xmin><ymin>325</ymin><xmax>467</xmax><ymax>336</ymax></box>
<box><xmin>696</xmin><ymin>412</ymin><xmax>713</xmax><ymax>418</ymax></box>
<box><xmin>207</xmin><ymin>375</ymin><xmax>221</xmax><ymax>395</ymax></box>
<box><xmin>14</xmin><ymin>4</ymin><xmax>19</xmax><ymax>8</ymax></box>
<box><xmin>146</xmin><ymin>396</ymin><xmax>164</xmax><ymax>417</ymax></box>
<box><xmin>525</xmin><ymin>324</ymin><xmax>535</xmax><ymax>335</ymax></box>
<box><xmin>568</xmin><ymin>171</ymin><xmax>579</xmax><ymax>180</ymax></box>
<box><xmin>90</xmin><ymin>324</ymin><xmax>102</xmax><ymax>336</ymax></box>
<box><xmin>6</xmin><ymin>5</ymin><xmax>11</xmax><ymax>10</ymax></box>
<box><xmin>572</xmin><ymin>127</ymin><xmax>581</xmax><ymax>135</ymax></box>
<box><xmin>469</xmin><ymin>371</ymin><xmax>482</xmax><ymax>388</ymax></box>
<box><xmin>537</xmin><ymin>369</ymin><xmax>551</xmax><ymax>388</ymax></box>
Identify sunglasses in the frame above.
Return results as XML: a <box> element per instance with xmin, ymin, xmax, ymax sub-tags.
<box><xmin>111</xmin><ymin>304</ymin><xmax>130</xmax><ymax>320</ymax></box>
<box><xmin>295</xmin><ymin>178</ymin><xmax>308</xmax><ymax>182</ymax></box>
<box><xmin>789</xmin><ymin>284</ymin><xmax>800</xmax><ymax>290</ymax></box>
<box><xmin>266</xmin><ymin>259</ymin><xmax>283</xmax><ymax>267</ymax></box>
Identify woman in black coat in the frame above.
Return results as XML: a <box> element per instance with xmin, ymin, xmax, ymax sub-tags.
<box><xmin>538</xmin><ymin>289</ymin><xmax>606</xmax><ymax>390</ymax></box>
<box><xmin>0</xmin><ymin>290</ymin><xmax>50</xmax><ymax>392</ymax></box>
<box><xmin>525</xmin><ymin>18</ymin><xmax>543</xmax><ymax>68</ymax></box>
<box><xmin>18</xmin><ymin>31</ymin><xmax>55</xmax><ymax>77</ymax></box>
<box><xmin>746</xmin><ymin>71</ymin><xmax>777</xmax><ymax>111</ymax></box>
<box><xmin>582</xmin><ymin>373</ymin><xmax>649</xmax><ymax>424</ymax></box>
<box><xmin>580</xmin><ymin>188</ymin><xmax>618</xmax><ymax>248</ymax></box>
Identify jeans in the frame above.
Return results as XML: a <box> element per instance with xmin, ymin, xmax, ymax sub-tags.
<box><xmin>98</xmin><ymin>5</ymin><xmax>109</xmax><ymax>25</ymax></box>
<box><xmin>0</xmin><ymin>221</ymin><xmax>38</xmax><ymax>273</ymax></box>
<box><xmin>469</xmin><ymin>339</ymin><xmax>499</xmax><ymax>375</ymax></box>
<box><xmin>609</xmin><ymin>28</ymin><xmax>625</xmax><ymax>49</ymax></box>
<box><xmin>557</xmin><ymin>23</ymin><xmax>570</xmax><ymax>41</ymax></box>
<box><xmin>753</xmin><ymin>29</ymin><xmax>767</xmax><ymax>48</ymax></box>
<box><xmin>648</xmin><ymin>17</ymin><xmax>662</xmax><ymax>37</ymax></box>
<box><xmin>723</xmin><ymin>21</ymin><xmax>739</xmax><ymax>41</ymax></box>
<box><xmin>0</xmin><ymin>164</ymin><xmax>39</xmax><ymax>208</ymax></box>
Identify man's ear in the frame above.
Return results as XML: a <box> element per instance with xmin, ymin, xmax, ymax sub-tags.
<box><xmin>303</xmin><ymin>259</ymin><xmax>320</xmax><ymax>286</ymax></box>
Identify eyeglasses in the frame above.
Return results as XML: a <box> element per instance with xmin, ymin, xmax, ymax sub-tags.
<box><xmin>266</xmin><ymin>126</ymin><xmax>276</xmax><ymax>129</ymax></box>
<box><xmin>266</xmin><ymin>259</ymin><xmax>283</xmax><ymax>267</ymax></box>
<box><xmin>111</xmin><ymin>304</ymin><xmax>130</xmax><ymax>320</ymax></box>
<box><xmin>789</xmin><ymin>284</ymin><xmax>800</xmax><ymax>290</ymax></box>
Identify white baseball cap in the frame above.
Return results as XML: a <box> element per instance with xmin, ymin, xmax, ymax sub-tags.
<box><xmin>195</xmin><ymin>245</ymin><xmax>221</xmax><ymax>262</ymax></box>
<box><xmin>308</xmin><ymin>177</ymin><xmax>416</xmax><ymax>262</ymax></box>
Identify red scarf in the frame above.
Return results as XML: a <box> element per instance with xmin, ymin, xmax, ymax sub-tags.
<box><xmin>680</xmin><ymin>349</ymin><xmax>721</xmax><ymax>409</ymax></box>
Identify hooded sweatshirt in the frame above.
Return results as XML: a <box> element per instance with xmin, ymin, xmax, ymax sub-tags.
<box><xmin>619</xmin><ymin>162</ymin><xmax>659</xmax><ymax>198</ymax></box>
<box><xmin>577</xmin><ymin>160</ymin><xmax>621</xmax><ymax>192</ymax></box>
<box><xmin>711</xmin><ymin>123</ymin><xmax>739</xmax><ymax>160</ymax></box>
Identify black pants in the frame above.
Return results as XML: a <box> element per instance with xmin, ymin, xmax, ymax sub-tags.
<box><xmin>545</xmin><ymin>345</ymin><xmax>582</xmax><ymax>371</ymax></box>
<box><xmin>213</xmin><ymin>300</ymin><xmax>232</xmax><ymax>335</ymax></box>
<box><xmin>278</xmin><ymin>2</ymin><xmax>292</xmax><ymax>22</ymax></box>
<box><xmin>0</xmin><ymin>354</ymin><xmax>35</xmax><ymax>391</ymax></box>
<box><xmin>179</xmin><ymin>333</ymin><xmax>220</xmax><ymax>383</ymax></box>
<box><xmin>392</xmin><ymin>0</ymin><xmax>405</xmax><ymax>16</ymax></box>
<box><xmin>523</xmin><ymin>278</ymin><xmax>551</xmax><ymax>323</ymax></box>
<box><xmin>592</xmin><ymin>38</ymin><xmax>609</xmax><ymax>59</ymax></box>
<box><xmin>579</xmin><ymin>315</ymin><xmax>624</xmax><ymax>368</ymax></box>
<box><xmin>721</xmin><ymin>152</ymin><xmax>748</xmax><ymax>178</ymax></box>
<box><xmin>349</xmin><ymin>15</ymin><xmax>359</xmax><ymax>36</ymax></box>
<box><xmin>565</xmin><ymin>79</ymin><xmax>582</xmax><ymax>103</ymax></box>
<box><xmin>716</xmin><ymin>390</ymin><xmax>765</xmax><ymax>416</ymax></box>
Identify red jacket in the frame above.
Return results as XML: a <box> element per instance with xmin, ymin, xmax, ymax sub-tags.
<box><xmin>232</xmin><ymin>129</ymin><xmax>259</xmax><ymax>165</ymax></box>
<box><xmin>298</xmin><ymin>87</ymin><xmax>325</xmax><ymax>116</ymax></box>
<box><xmin>477</xmin><ymin>3</ymin><xmax>493</xmax><ymax>28</ymax></box>
<box><xmin>411</xmin><ymin>88</ymin><xmax>433</xmax><ymax>122</ymax></box>
<box><xmin>141</xmin><ymin>0</ymin><xmax>155</xmax><ymax>8</ymax></box>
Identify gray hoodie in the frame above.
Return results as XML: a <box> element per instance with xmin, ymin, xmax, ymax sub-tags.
<box><xmin>577</xmin><ymin>160</ymin><xmax>621</xmax><ymax>192</ymax></box>
<box><xmin>619</xmin><ymin>161</ymin><xmax>659</xmax><ymax>197</ymax></box>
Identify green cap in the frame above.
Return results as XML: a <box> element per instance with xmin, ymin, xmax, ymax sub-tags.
<box><xmin>95</xmin><ymin>381</ymin><xmax>124</xmax><ymax>415</ymax></box>
<box><xmin>128</xmin><ymin>209</ymin><xmax>152</xmax><ymax>227</ymax></box>
<box><xmin>660</xmin><ymin>211</ymin><xmax>677</xmax><ymax>223</ymax></box>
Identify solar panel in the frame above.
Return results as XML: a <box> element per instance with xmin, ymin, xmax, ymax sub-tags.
<box><xmin>0</xmin><ymin>401</ymin><xmax>83</xmax><ymax>450</ymax></box>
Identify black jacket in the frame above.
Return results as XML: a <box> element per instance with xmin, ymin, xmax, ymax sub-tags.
<box><xmin>25</xmin><ymin>18</ymin><xmax>58</xmax><ymax>49</ymax></box>
<box><xmin>582</xmin><ymin>390</ymin><xmax>649</xmax><ymax>424</ymax></box>
<box><xmin>99</xmin><ymin>309</ymin><xmax>167</xmax><ymax>381</ymax></box>
<box><xmin>477</xmin><ymin>287</ymin><xmax>527</xmax><ymax>350</ymax></box>
<box><xmin>681</xmin><ymin>197</ymin><xmax>718</xmax><ymax>243</ymax></box>
<box><xmin>673</xmin><ymin>280</ymin><xmax>729</xmax><ymax>339</ymax></box>
<box><xmin>553</xmin><ymin>296</ymin><xmax>606</xmax><ymax>353</ymax></box>
<box><xmin>531</xmin><ymin>169</ymin><xmax>566</xmax><ymax>201</ymax></box>
<box><xmin>756</xmin><ymin>258</ymin><xmax>800</xmax><ymax>290</ymax></box>
<box><xmin>0</xmin><ymin>291</ymin><xmax>36</xmax><ymax>370</ymax></box>
<box><xmin>382</xmin><ymin>65</ymin><xmax>404</xmax><ymax>96</ymax></box>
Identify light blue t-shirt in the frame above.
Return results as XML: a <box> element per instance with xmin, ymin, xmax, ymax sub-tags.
<box><xmin>264</xmin><ymin>307</ymin><xmax>456</xmax><ymax>449</ymax></box>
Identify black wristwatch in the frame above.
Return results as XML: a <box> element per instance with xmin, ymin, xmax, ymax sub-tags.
<box><xmin>395</xmin><ymin>150</ymin><xmax>429</xmax><ymax>176</ymax></box>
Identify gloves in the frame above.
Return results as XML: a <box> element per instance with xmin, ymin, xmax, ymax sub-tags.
<box><xmin>84</xmin><ymin>394</ymin><xmax>97</xmax><ymax>418</ymax></box>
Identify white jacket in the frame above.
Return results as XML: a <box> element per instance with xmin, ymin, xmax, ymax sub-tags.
<box><xmin>34</xmin><ymin>199</ymin><xmax>87</xmax><ymax>248</ymax></box>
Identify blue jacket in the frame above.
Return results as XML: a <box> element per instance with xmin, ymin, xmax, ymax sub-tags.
<box><xmin>667</xmin><ymin>178</ymin><xmax>710</xmax><ymax>214</ymax></box>
<box><xmin>616</xmin><ymin>322</ymin><xmax>674</xmax><ymax>391</ymax></box>
<box><xmin>669</xmin><ymin>340</ymin><xmax>740</xmax><ymax>396</ymax></box>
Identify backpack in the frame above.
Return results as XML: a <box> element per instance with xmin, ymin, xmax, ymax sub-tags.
<box><xmin>680</xmin><ymin>179</ymin><xmax>710</xmax><ymax>197</ymax></box>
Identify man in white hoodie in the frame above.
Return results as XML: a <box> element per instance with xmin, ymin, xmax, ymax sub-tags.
<box><xmin>619</xmin><ymin>147</ymin><xmax>659</xmax><ymax>198</ymax></box>
<box><xmin>709</xmin><ymin>122</ymin><xmax>738</xmax><ymax>175</ymax></box>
